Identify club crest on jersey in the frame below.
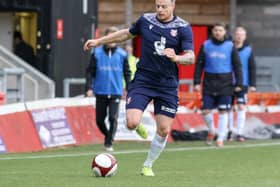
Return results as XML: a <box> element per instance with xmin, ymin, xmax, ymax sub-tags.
<box><xmin>149</xmin><ymin>24</ymin><xmax>154</xmax><ymax>30</ymax></box>
<box><xmin>170</xmin><ymin>29</ymin><xmax>178</xmax><ymax>37</ymax></box>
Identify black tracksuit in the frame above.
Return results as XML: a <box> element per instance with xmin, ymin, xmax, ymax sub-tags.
<box><xmin>85</xmin><ymin>46</ymin><xmax>131</xmax><ymax>147</ymax></box>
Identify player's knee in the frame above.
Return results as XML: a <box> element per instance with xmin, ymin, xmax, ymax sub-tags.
<box><xmin>218</xmin><ymin>110</ymin><xmax>227</xmax><ymax>114</ymax></box>
<box><xmin>96</xmin><ymin>118</ymin><xmax>104</xmax><ymax>126</ymax></box>
<box><xmin>237</xmin><ymin>104</ymin><xmax>245</xmax><ymax>110</ymax></box>
<box><xmin>126</xmin><ymin>117</ymin><xmax>139</xmax><ymax>130</ymax></box>
<box><xmin>108</xmin><ymin>116</ymin><xmax>117</xmax><ymax>124</ymax></box>
<box><xmin>202</xmin><ymin>109</ymin><xmax>211</xmax><ymax>115</ymax></box>
<box><xmin>157</xmin><ymin>127</ymin><xmax>170</xmax><ymax>137</ymax></box>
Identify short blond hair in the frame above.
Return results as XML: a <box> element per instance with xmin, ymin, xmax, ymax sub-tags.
<box><xmin>104</xmin><ymin>26</ymin><xmax>119</xmax><ymax>36</ymax></box>
<box><xmin>235</xmin><ymin>26</ymin><xmax>247</xmax><ymax>34</ymax></box>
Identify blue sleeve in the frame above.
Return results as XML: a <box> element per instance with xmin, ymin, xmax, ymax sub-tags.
<box><xmin>180</xmin><ymin>25</ymin><xmax>194</xmax><ymax>51</ymax></box>
<box><xmin>129</xmin><ymin>16</ymin><xmax>142</xmax><ymax>36</ymax></box>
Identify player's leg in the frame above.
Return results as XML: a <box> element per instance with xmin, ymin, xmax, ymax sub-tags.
<box><xmin>201</xmin><ymin>95</ymin><xmax>216</xmax><ymax>145</ymax></box>
<box><xmin>227</xmin><ymin>108</ymin><xmax>234</xmax><ymax>140</ymax></box>
<box><xmin>236</xmin><ymin>90</ymin><xmax>247</xmax><ymax>141</ymax></box>
<box><xmin>216</xmin><ymin>95</ymin><xmax>232</xmax><ymax>147</ymax></box>
<box><xmin>106</xmin><ymin>97</ymin><xmax>121</xmax><ymax>151</ymax></box>
<box><xmin>95</xmin><ymin>96</ymin><xmax>109</xmax><ymax>148</ymax></box>
<box><xmin>236</xmin><ymin>104</ymin><xmax>246</xmax><ymax>141</ymax></box>
<box><xmin>126</xmin><ymin>108</ymin><xmax>146</xmax><ymax>135</ymax></box>
<box><xmin>227</xmin><ymin>96</ymin><xmax>235</xmax><ymax>141</ymax></box>
<box><xmin>142</xmin><ymin>114</ymin><xmax>172</xmax><ymax>176</ymax></box>
<box><xmin>141</xmin><ymin>94</ymin><xmax>177</xmax><ymax>176</ymax></box>
<box><xmin>126</xmin><ymin>88</ymin><xmax>151</xmax><ymax>139</ymax></box>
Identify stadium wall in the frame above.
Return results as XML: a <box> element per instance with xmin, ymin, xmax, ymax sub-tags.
<box><xmin>98</xmin><ymin>0</ymin><xmax>230</xmax><ymax>33</ymax></box>
<box><xmin>0</xmin><ymin>98</ymin><xmax>280</xmax><ymax>153</ymax></box>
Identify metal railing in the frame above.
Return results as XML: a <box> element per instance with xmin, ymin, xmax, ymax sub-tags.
<box><xmin>0</xmin><ymin>45</ymin><xmax>55</xmax><ymax>101</ymax></box>
<box><xmin>63</xmin><ymin>78</ymin><xmax>86</xmax><ymax>97</ymax></box>
<box><xmin>0</xmin><ymin>68</ymin><xmax>25</xmax><ymax>102</ymax></box>
<box><xmin>0</xmin><ymin>55</ymin><xmax>39</xmax><ymax>101</ymax></box>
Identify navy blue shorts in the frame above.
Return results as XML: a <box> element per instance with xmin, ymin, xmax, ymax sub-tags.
<box><xmin>126</xmin><ymin>84</ymin><xmax>178</xmax><ymax>118</ymax></box>
<box><xmin>233</xmin><ymin>88</ymin><xmax>248</xmax><ymax>104</ymax></box>
<box><xmin>202</xmin><ymin>94</ymin><xmax>232</xmax><ymax>111</ymax></box>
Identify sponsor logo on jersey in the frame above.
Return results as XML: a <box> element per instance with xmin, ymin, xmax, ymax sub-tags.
<box><xmin>154</xmin><ymin>36</ymin><xmax>166</xmax><ymax>56</ymax></box>
<box><xmin>209</xmin><ymin>52</ymin><xmax>227</xmax><ymax>59</ymax></box>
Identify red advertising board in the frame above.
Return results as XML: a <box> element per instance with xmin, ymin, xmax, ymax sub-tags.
<box><xmin>65</xmin><ymin>106</ymin><xmax>104</xmax><ymax>145</ymax></box>
<box><xmin>0</xmin><ymin>111</ymin><xmax>42</xmax><ymax>153</ymax></box>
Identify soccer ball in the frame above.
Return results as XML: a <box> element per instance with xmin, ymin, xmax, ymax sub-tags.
<box><xmin>91</xmin><ymin>153</ymin><xmax>118</xmax><ymax>177</ymax></box>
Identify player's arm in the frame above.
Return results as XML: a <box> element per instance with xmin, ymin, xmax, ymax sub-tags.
<box><xmin>84</xmin><ymin>29</ymin><xmax>135</xmax><ymax>51</ymax></box>
<box><xmin>248</xmin><ymin>50</ymin><xmax>256</xmax><ymax>91</ymax></box>
<box><xmin>164</xmin><ymin>25</ymin><xmax>195</xmax><ymax>65</ymax></box>
<box><xmin>232</xmin><ymin>47</ymin><xmax>243</xmax><ymax>92</ymax></box>
<box><xmin>193</xmin><ymin>45</ymin><xmax>205</xmax><ymax>92</ymax></box>
<box><xmin>164</xmin><ymin>48</ymin><xmax>195</xmax><ymax>65</ymax></box>
<box><xmin>123</xmin><ymin>56</ymin><xmax>131</xmax><ymax>90</ymax></box>
<box><xmin>85</xmin><ymin>54</ymin><xmax>96</xmax><ymax>97</ymax></box>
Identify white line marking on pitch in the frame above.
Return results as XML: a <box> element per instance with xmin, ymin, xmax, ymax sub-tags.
<box><xmin>0</xmin><ymin>141</ymin><xmax>280</xmax><ymax>160</ymax></box>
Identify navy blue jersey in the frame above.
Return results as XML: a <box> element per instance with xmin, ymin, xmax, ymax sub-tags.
<box><xmin>129</xmin><ymin>13</ymin><xmax>193</xmax><ymax>88</ymax></box>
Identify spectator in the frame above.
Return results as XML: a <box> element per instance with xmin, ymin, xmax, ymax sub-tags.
<box><xmin>85</xmin><ymin>26</ymin><xmax>131</xmax><ymax>152</ymax></box>
<box><xmin>14</xmin><ymin>31</ymin><xmax>36</xmax><ymax>68</ymax></box>
<box><xmin>122</xmin><ymin>44</ymin><xmax>139</xmax><ymax>94</ymax></box>
<box><xmin>125</xmin><ymin>44</ymin><xmax>139</xmax><ymax>80</ymax></box>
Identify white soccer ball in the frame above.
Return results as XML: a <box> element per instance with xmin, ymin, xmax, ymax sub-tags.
<box><xmin>91</xmin><ymin>153</ymin><xmax>118</xmax><ymax>177</ymax></box>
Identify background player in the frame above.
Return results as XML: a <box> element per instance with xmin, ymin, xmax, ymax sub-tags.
<box><xmin>227</xmin><ymin>26</ymin><xmax>256</xmax><ymax>141</ymax></box>
<box><xmin>85</xmin><ymin>27</ymin><xmax>131</xmax><ymax>151</ymax></box>
<box><xmin>194</xmin><ymin>22</ymin><xmax>243</xmax><ymax>147</ymax></box>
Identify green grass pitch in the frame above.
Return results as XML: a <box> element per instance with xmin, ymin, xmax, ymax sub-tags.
<box><xmin>1</xmin><ymin>140</ymin><xmax>280</xmax><ymax>187</ymax></box>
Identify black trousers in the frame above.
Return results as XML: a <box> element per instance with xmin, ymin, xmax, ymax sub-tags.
<box><xmin>95</xmin><ymin>95</ymin><xmax>121</xmax><ymax>147</ymax></box>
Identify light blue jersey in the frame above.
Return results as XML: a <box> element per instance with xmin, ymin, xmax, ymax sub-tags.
<box><xmin>238</xmin><ymin>45</ymin><xmax>252</xmax><ymax>86</ymax></box>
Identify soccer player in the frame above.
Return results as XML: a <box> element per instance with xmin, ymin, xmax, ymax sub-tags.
<box><xmin>84</xmin><ymin>0</ymin><xmax>194</xmax><ymax>176</ymax></box>
<box><xmin>193</xmin><ymin>23</ymin><xmax>243</xmax><ymax>147</ymax></box>
<box><xmin>227</xmin><ymin>26</ymin><xmax>256</xmax><ymax>141</ymax></box>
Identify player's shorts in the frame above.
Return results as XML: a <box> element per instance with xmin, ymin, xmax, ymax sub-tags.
<box><xmin>126</xmin><ymin>84</ymin><xmax>178</xmax><ymax>118</ymax></box>
<box><xmin>202</xmin><ymin>94</ymin><xmax>232</xmax><ymax>111</ymax></box>
<box><xmin>233</xmin><ymin>88</ymin><xmax>248</xmax><ymax>105</ymax></box>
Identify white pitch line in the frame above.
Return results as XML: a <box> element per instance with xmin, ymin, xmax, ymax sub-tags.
<box><xmin>0</xmin><ymin>141</ymin><xmax>280</xmax><ymax>161</ymax></box>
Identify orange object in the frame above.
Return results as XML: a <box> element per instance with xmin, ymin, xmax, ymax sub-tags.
<box><xmin>260</xmin><ymin>92</ymin><xmax>280</xmax><ymax>106</ymax></box>
<box><xmin>178</xmin><ymin>92</ymin><xmax>280</xmax><ymax>109</ymax></box>
<box><xmin>247</xmin><ymin>92</ymin><xmax>280</xmax><ymax>106</ymax></box>
<box><xmin>178</xmin><ymin>92</ymin><xmax>202</xmax><ymax>109</ymax></box>
<box><xmin>247</xmin><ymin>92</ymin><xmax>262</xmax><ymax>105</ymax></box>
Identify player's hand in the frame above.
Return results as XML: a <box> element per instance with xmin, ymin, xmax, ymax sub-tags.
<box><xmin>194</xmin><ymin>84</ymin><xmax>201</xmax><ymax>92</ymax></box>
<box><xmin>163</xmin><ymin>48</ymin><xmax>177</xmax><ymax>62</ymax></box>
<box><xmin>86</xmin><ymin>89</ymin><xmax>94</xmax><ymax>97</ymax></box>
<box><xmin>83</xmin><ymin>39</ymin><xmax>100</xmax><ymax>51</ymax></box>
<box><xmin>234</xmin><ymin>86</ymin><xmax>242</xmax><ymax>92</ymax></box>
<box><xmin>249</xmin><ymin>86</ymin><xmax>256</xmax><ymax>92</ymax></box>
<box><xmin>122</xmin><ymin>89</ymin><xmax>127</xmax><ymax>100</ymax></box>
